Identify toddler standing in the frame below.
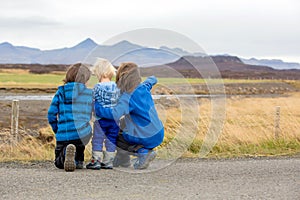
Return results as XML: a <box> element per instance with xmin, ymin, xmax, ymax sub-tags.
<box><xmin>86</xmin><ymin>58</ymin><xmax>120</xmax><ymax>170</ymax></box>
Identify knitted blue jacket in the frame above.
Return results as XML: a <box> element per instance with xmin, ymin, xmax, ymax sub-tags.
<box><xmin>95</xmin><ymin>76</ymin><xmax>164</xmax><ymax>149</ymax></box>
<box><xmin>48</xmin><ymin>82</ymin><xmax>93</xmax><ymax>142</ymax></box>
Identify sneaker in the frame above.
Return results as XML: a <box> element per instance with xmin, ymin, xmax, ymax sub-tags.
<box><xmin>101</xmin><ymin>162</ymin><xmax>113</xmax><ymax>169</ymax></box>
<box><xmin>113</xmin><ymin>149</ymin><xmax>131</xmax><ymax>168</ymax></box>
<box><xmin>86</xmin><ymin>160</ymin><xmax>101</xmax><ymax>170</ymax></box>
<box><xmin>64</xmin><ymin>144</ymin><xmax>76</xmax><ymax>172</ymax></box>
<box><xmin>101</xmin><ymin>151</ymin><xmax>114</xmax><ymax>169</ymax></box>
<box><xmin>134</xmin><ymin>150</ymin><xmax>157</xmax><ymax>170</ymax></box>
<box><xmin>76</xmin><ymin>161</ymin><xmax>84</xmax><ymax>169</ymax></box>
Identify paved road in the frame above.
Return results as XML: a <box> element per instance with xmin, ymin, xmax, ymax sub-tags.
<box><xmin>0</xmin><ymin>158</ymin><xmax>299</xmax><ymax>200</ymax></box>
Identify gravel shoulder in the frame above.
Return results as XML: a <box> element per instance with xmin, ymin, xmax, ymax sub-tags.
<box><xmin>1</xmin><ymin>157</ymin><xmax>299</xmax><ymax>200</ymax></box>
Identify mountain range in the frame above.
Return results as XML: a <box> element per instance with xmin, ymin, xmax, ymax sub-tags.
<box><xmin>0</xmin><ymin>38</ymin><xmax>299</xmax><ymax>70</ymax></box>
<box><xmin>0</xmin><ymin>38</ymin><xmax>199</xmax><ymax>67</ymax></box>
<box><xmin>140</xmin><ymin>55</ymin><xmax>300</xmax><ymax>79</ymax></box>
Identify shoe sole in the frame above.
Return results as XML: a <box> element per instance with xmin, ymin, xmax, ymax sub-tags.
<box><xmin>135</xmin><ymin>151</ymin><xmax>157</xmax><ymax>170</ymax></box>
<box><xmin>64</xmin><ymin>144</ymin><xmax>76</xmax><ymax>172</ymax></box>
<box><xmin>86</xmin><ymin>166</ymin><xmax>101</xmax><ymax>170</ymax></box>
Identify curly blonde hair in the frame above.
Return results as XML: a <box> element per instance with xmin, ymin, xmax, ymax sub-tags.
<box><xmin>116</xmin><ymin>62</ymin><xmax>141</xmax><ymax>93</ymax></box>
<box><xmin>92</xmin><ymin>58</ymin><xmax>116</xmax><ymax>81</ymax></box>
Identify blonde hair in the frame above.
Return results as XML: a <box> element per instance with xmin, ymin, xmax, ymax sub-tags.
<box><xmin>63</xmin><ymin>63</ymin><xmax>91</xmax><ymax>84</ymax></box>
<box><xmin>116</xmin><ymin>62</ymin><xmax>141</xmax><ymax>93</ymax></box>
<box><xmin>93</xmin><ymin>58</ymin><xmax>116</xmax><ymax>81</ymax></box>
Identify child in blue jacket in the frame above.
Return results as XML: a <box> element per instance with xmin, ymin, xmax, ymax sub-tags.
<box><xmin>95</xmin><ymin>62</ymin><xmax>164</xmax><ymax>169</ymax></box>
<box><xmin>48</xmin><ymin>63</ymin><xmax>93</xmax><ymax>172</ymax></box>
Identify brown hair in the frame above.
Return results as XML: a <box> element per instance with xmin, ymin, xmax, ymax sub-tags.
<box><xmin>63</xmin><ymin>63</ymin><xmax>91</xmax><ymax>84</ymax></box>
<box><xmin>116</xmin><ymin>62</ymin><xmax>141</xmax><ymax>93</ymax></box>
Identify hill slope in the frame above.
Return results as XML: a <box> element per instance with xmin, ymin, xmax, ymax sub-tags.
<box><xmin>140</xmin><ymin>56</ymin><xmax>300</xmax><ymax>79</ymax></box>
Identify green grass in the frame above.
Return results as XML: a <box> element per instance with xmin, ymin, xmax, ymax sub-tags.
<box><xmin>0</xmin><ymin>72</ymin><xmax>64</xmax><ymax>87</ymax></box>
<box><xmin>184</xmin><ymin>138</ymin><xmax>300</xmax><ymax>158</ymax></box>
<box><xmin>0</xmin><ymin>71</ymin><xmax>285</xmax><ymax>87</ymax></box>
<box><xmin>208</xmin><ymin>139</ymin><xmax>300</xmax><ymax>158</ymax></box>
<box><xmin>0</xmin><ymin>72</ymin><xmax>99</xmax><ymax>88</ymax></box>
<box><xmin>0</xmin><ymin>72</ymin><xmax>64</xmax><ymax>84</ymax></box>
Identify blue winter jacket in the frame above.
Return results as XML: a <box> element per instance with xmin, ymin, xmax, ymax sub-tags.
<box><xmin>48</xmin><ymin>82</ymin><xmax>93</xmax><ymax>142</ymax></box>
<box><xmin>95</xmin><ymin>76</ymin><xmax>164</xmax><ymax>149</ymax></box>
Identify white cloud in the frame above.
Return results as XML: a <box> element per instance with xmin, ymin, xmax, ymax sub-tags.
<box><xmin>0</xmin><ymin>0</ymin><xmax>299</xmax><ymax>62</ymax></box>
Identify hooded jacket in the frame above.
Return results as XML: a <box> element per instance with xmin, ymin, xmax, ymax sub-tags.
<box><xmin>95</xmin><ymin>76</ymin><xmax>164</xmax><ymax>149</ymax></box>
<box><xmin>48</xmin><ymin>82</ymin><xmax>93</xmax><ymax>142</ymax></box>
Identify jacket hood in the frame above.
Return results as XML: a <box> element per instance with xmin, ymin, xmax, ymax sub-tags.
<box><xmin>58</xmin><ymin>82</ymin><xmax>87</xmax><ymax>103</ymax></box>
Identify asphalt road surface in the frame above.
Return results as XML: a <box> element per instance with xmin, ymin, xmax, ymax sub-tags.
<box><xmin>0</xmin><ymin>157</ymin><xmax>299</xmax><ymax>200</ymax></box>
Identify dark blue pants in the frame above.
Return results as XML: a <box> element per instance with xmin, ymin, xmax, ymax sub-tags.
<box><xmin>92</xmin><ymin>119</ymin><xmax>119</xmax><ymax>152</ymax></box>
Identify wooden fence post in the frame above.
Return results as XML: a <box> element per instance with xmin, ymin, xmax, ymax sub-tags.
<box><xmin>11</xmin><ymin>100</ymin><xmax>19</xmax><ymax>142</ymax></box>
<box><xmin>274</xmin><ymin>106</ymin><xmax>281</xmax><ymax>139</ymax></box>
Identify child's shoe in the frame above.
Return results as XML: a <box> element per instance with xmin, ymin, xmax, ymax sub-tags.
<box><xmin>86</xmin><ymin>151</ymin><xmax>102</xmax><ymax>170</ymax></box>
<box><xmin>134</xmin><ymin>150</ymin><xmax>156</xmax><ymax>170</ymax></box>
<box><xmin>101</xmin><ymin>151</ymin><xmax>114</xmax><ymax>169</ymax></box>
<box><xmin>64</xmin><ymin>144</ymin><xmax>76</xmax><ymax>172</ymax></box>
<box><xmin>86</xmin><ymin>159</ymin><xmax>101</xmax><ymax>170</ymax></box>
<box><xmin>76</xmin><ymin>161</ymin><xmax>84</xmax><ymax>169</ymax></box>
<box><xmin>113</xmin><ymin>149</ymin><xmax>131</xmax><ymax>168</ymax></box>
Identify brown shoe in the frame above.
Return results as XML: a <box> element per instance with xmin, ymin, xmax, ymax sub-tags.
<box><xmin>64</xmin><ymin>144</ymin><xmax>76</xmax><ymax>172</ymax></box>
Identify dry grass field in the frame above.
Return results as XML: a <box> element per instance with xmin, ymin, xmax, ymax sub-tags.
<box><xmin>2</xmin><ymin>92</ymin><xmax>299</xmax><ymax>162</ymax></box>
<box><xmin>158</xmin><ymin>92</ymin><xmax>300</xmax><ymax>158</ymax></box>
<box><xmin>0</xmin><ymin>69</ymin><xmax>299</xmax><ymax>161</ymax></box>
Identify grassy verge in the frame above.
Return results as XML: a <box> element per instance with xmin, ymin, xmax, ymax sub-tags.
<box><xmin>1</xmin><ymin>93</ymin><xmax>300</xmax><ymax>162</ymax></box>
<box><xmin>186</xmin><ymin>138</ymin><xmax>300</xmax><ymax>158</ymax></box>
<box><xmin>1</xmin><ymin>126</ymin><xmax>299</xmax><ymax>162</ymax></box>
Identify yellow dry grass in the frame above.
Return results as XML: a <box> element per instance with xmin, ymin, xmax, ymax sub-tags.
<box><xmin>0</xmin><ymin>128</ymin><xmax>55</xmax><ymax>162</ymax></box>
<box><xmin>1</xmin><ymin>93</ymin><xmax>299</xmax><ymax>161</ymax></box>
<box><xmin>0</xmin><ymin>69</ymin><xmax>30</xmax><ymax>74</ymax></box>
<box><xmin>158</xmin><ymin>92</ymin><xmax>300</xmax><ymax>158</ymax></box>
<box><xmin>221</xmin><ymin>93</ymin><xmax>300</xmax><ymax>144</ymax></box>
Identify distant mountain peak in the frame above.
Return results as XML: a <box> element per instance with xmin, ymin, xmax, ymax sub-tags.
<box><xmin>112</xmin><ymin>40</ymin><xmax>142</xmax><ymax>48</ymax></box>
<box><xmin>242</xmin><ymin>57</ymin><xmax>300</xmax><ymax>69</ymax></box>
<box><xmin>0</xmin><ymin>42</ymin><xmax>14</xmax><ymax>47</ymax></box>
<box><xmin>73</xmin><ymin>38</ymin><xmax>98</xmax><ymax>49</ymax></box>
<box><xmin>113</xmin><ymin>40</ymin><xmax>132</xmax><ymax>45</ymax></box>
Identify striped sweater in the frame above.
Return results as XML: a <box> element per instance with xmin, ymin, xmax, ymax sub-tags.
<box><xmin>48</xmin><ymin>82</ymin><xmax>93</xmax><ymax>142</ymax></box>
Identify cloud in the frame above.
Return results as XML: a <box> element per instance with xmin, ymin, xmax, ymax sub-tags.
<box><xmin>0</xmin><ymin>0</ymin><xmax>299</xmax><ymax>62</ymax></box>
<box><xmin>0</xmin><ymin>16</ymin><xmax>61</xmax><ymax>28</ymax></box>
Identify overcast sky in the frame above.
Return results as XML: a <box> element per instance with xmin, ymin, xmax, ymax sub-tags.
<box><xmin>0</xmin><ymin>0</ymin><xmax>299</xmax><ymax>62</ymax></box>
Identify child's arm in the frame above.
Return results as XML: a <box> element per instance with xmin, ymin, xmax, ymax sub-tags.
<box><xmin>47</xmin><ymin>93</ymin><xmax>59</xmax><ymax>133</ymax></box>
<box><xmin>143</xmin><ymin>76</ymin><xmax>157</xmax><ymax>90</ymax></box>
<box><xmin>95</xmin><ymin>93</ymin><xmax>131</xmax><ymax>121</ymax></box>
